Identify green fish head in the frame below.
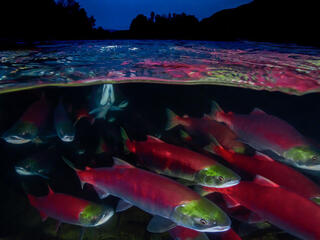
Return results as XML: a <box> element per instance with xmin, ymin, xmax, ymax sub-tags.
<box><xmin>171</xmin><ymin>198</ymin><xmax>230</xmax><ymax>232</ymax></box>
<box><xmin>284</xmin><ymin>145</ymin><xmax>320</xmax><ymax>170</ymax></box>
<box><xmin>56</xmin><ymin>121</ymin><xmax>75</xmax><ymax>142</ymax></box>
<box><xmin>79</xmin><ymin>203</ymin><xmax>114</xmax><ymax>227</ymax></box>
<box><xmin>195</xmin><ymin>164</ymin><xmax>240</xmax><ymax>188</ymax></box>
<box><xmin>3</xmin><ymin>121</ymin><xmax>38</xmax><ymax>144</ymax></box>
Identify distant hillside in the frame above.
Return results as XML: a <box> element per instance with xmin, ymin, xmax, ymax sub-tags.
<box><xmin>200</xmin><ymin>0</ymin><xmax>319</xmax><ymax>45</ymax></box>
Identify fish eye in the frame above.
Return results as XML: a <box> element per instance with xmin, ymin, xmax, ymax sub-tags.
<box><xmin>200</xmin><ymin>218</ymin><xmax>208</xmax><ymax>225</ymax></box>
<box><xmin>218</xmin><ymin>176</ymin><xmax>225</xmax><ymax>182</ymax></box>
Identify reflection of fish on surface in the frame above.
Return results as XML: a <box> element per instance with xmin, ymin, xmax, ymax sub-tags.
<box><xmin>121</xmin><ymin>128</ymin><xmax>240</xmax><ymax>188</ymax></box>
<box><xmin>54</xmin><ymin>98</ymin><xmax>75</xmax><ymax>142</ymax></box>
<box><xmin>205</xmin><ymin>137</ymin><xmax>320</xmax><ymax>205</ymax></box>
<box><xmin>75</xmin><ymin>84</ymin><xmax>128</xmax><ymax>124</ymax></box>
<box><xmin>63</xmin><ymin>157</ymin><xmax>231</xmax><ymax>233</ymax></box>
<box><xmin>27</xmin><ymin>186</ymin><xmax>114</xmax><ymax>228</ymax></box>
<box><xmin>2</xmin><ymin>94</ymin><xmax>50</xmax><ymax>144</ymax></box>
<box><xmin>196</xmin><ymin>180</ymin><xmax>320</xmax><ymax>240</ymax></box>
<box><xmin>208</xmin><ymin>101</ymin><xmax>320</xmax><ymax>171</ymax></box>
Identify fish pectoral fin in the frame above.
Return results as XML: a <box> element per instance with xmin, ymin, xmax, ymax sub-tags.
<box><xmin>223</xmin><ymin>194</ymin><xmax>241</xmax><ymax>208</ymax></box>
<box><xmin>254</xmin><ymin>175</ymin><xmax>279</xmax><ymax>188</ymax></box>
<box><xmin>39</xmin><ymin>211</ymin><xmax>48</xmax><ymax>222</ymax></box>
<box><xmin>116</xmin><ymin>199</ymin><xmax>133</xmax><ymax>212</ymax></box>
<box><xmin>147</xmin><ymin>215</ymin><xmax>177</xmax><ymax>233</ymax></box>
<box><xmin>93</xmin><ymin>186</ymin><xmax>110</xmax><ymax>199</ymax></box>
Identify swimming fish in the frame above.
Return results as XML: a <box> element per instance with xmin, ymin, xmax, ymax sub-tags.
<box><xmin>2</xmin><ymin>94</ymin><xmax>50</xmax><ymax>144</ymax></box>
<box><xmin>122</xmin><ymin>129</ymin><xmax>240</xmax><ymax>188</ymax></box>
<box><xmin>208</xmin><ymin>101</ymin><xmax>320</xmax><ymax>171</ymax></box>
<box><xmin>63</xmin><ymin>157</ymin><xmax>231</xmax><ymax>233</ymax></box>
<box><xmin>169</xmin><ymin>226</ymin><xmax>209</xmax><ymax>240</ymax></box>
<box><xmin>54</xmin><ymin>98</ymin><xmax>75</xmax><ymax>142</ymax></box>
<box><xmin>89</xmin><ymin>84</ymin><xmax>128</xmax><ymax>120</ymax></box>
<box><xmin>195</xmin><ymin>181</ymin><xmax>320</xmax><ymax>240</ymax></box>
<box><xmin>166</xmin><ymin>109</ymin><xmax>247</xmax><ymax>154</ymax></box>
<box><xmin>75</xmin><ymin>84</ymin><xmax>128</xmax><ymax>124</ymax></box>
<box><xmin>205</xmin><ymin>137</ymin><xmax>320</xmax><ymax>205</ymax></box>
<box><xmin>15</xmin><ymin>149</ymin><xmax>58</xmax><ymax>179</ymax></box>
<box><xmin>27</xmin><ymin>186</ymin><xmax>114</xmax><ymax>228</ymax></box>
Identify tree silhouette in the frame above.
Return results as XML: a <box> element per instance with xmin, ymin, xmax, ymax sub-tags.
<box><xmin>0</xmin><ymin>0</ymin><xmax>108</xmax><ymax>43</ymax></box>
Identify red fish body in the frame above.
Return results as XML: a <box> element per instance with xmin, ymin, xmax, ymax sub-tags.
<box><xmin>209</xmin><ymin>143</ymin><xmax>320</xmax><ymax>202</ymax></box>
<box><xmin>78</xmin><ymin>161</ymin><xmax>202</xmax><ymax>216</ymax></box>
<box><xmin>71</xmin><ymin>158</ymin><xmax>231</xmax><ymax>233</ymax></box>
<box><xmin>166</xmin><ymin>109</ymin><xmax>246</xmax><ymax>154</ymax></box>
<box><xmin>215</xmin><ymin>109</ymin><xmax>306</xmax><ymax>153</ymax></box>
<box><xmin>219</xmin><ymin>229</ymin><xmax>242</xmax><ymax>240</ymax></box>
<box><xmin>27</xmin><ymin>187</ymin><xmax>114</xmax><ymax>227</ymax></box>
<box><xmin>124</xmin><ymin>135</ymin><xmax>240</xmax><ymax>188</ymax></box>
<box><xmin>199</xmin><ymin>182</ymin><xmax>320</xmax><ymax>240</ymax></box>
<box><xmin>209</xmin><ymin>101</ymin><xmax>320</xmax><ymax>171</ymax></box>
<box><xmin>169</xmin><ymin>226</ymin><xmax>241</xmax><ymax>240</ymax></box>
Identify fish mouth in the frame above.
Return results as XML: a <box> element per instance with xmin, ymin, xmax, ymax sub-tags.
<box><xmin>61</xmin><ymin>135</ymin><xmax>75</xmax><ymax>142</ymax></box>
<box><xmin>216</xmin><ymin>179</ymin><xmax>240</xmax><ymax>188</ymax></box>
<box><xmin>93</xmin><ymin>209</ymin><xmax>114</xmax><ymax>226</ymax></box>
<box><xmin>4</xmin><ymin>136</ymin><xmax>31</xmax><ymax>144</ymax></box>
<box><xmin>15</xmin><ymin>166</ymin><xmax>32</xmax><ymax>176</ymax></box>
<box><xmin>199</xmin><ymin>224</ymin><xmax>231</xmax><ymax>233</ymax></box>
<box><xmin>295</xmin><ymin>163</ymin><xmax>320</xmax><ymax>171</ymax></box>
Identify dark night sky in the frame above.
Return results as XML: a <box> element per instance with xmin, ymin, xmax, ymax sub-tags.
<box><xmin>76</xmin><ymin>0</ymin><xmax>253</xmax><ymax>30</ymax></box>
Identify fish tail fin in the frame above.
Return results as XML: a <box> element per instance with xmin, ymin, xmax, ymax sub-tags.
<box><xmin>208</xmin><ymin>101</ymin><xmax>224</xmax><ymax>121</ymax></box>
<box><xmin>179</xmin><ymin>130</ymin><xmax>192</xmax><ymax>142</ymax></box>
<box><xmin>120</xmin><ymin>127</ymin><xmax>135</xmax><ymax>154</ymax></box>
<box><xmin>203</xmin><ymin>135</ymin><xmax>223</xmax><ymax>154</ymax></box>
<box><xmin>165</xmin><ymin>108</ymin><xmax>181</xmax><ymax>131</ymax></box>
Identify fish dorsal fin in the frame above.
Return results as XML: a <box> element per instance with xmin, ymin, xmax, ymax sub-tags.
<box><xmin>255</xmin><ymin>152</ymin><xmax>274</xmax><ymax>162</ymax></box>
<box><xmin>48</xmin><ymin>185</ymin><xmax>54</xmax><ymax>195</ymax></box>
<box><xmin>113</xmin><ymin>157</ymin><xmax>134</xmax><ymax>168</ymax></box>
<box><xmin>254</xmin><ymin>175</ymin><xmax>279</xmax><ymax>188</ymax></box>
<box><xmin>146</xmin><ymin>135</ymin><xmax>164</xmax><ymax>143</ymax></box>
<box><xmin>251</xmin><ymin>108</ymin><xmax>266</xmax><ymax>115</ymax></box>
